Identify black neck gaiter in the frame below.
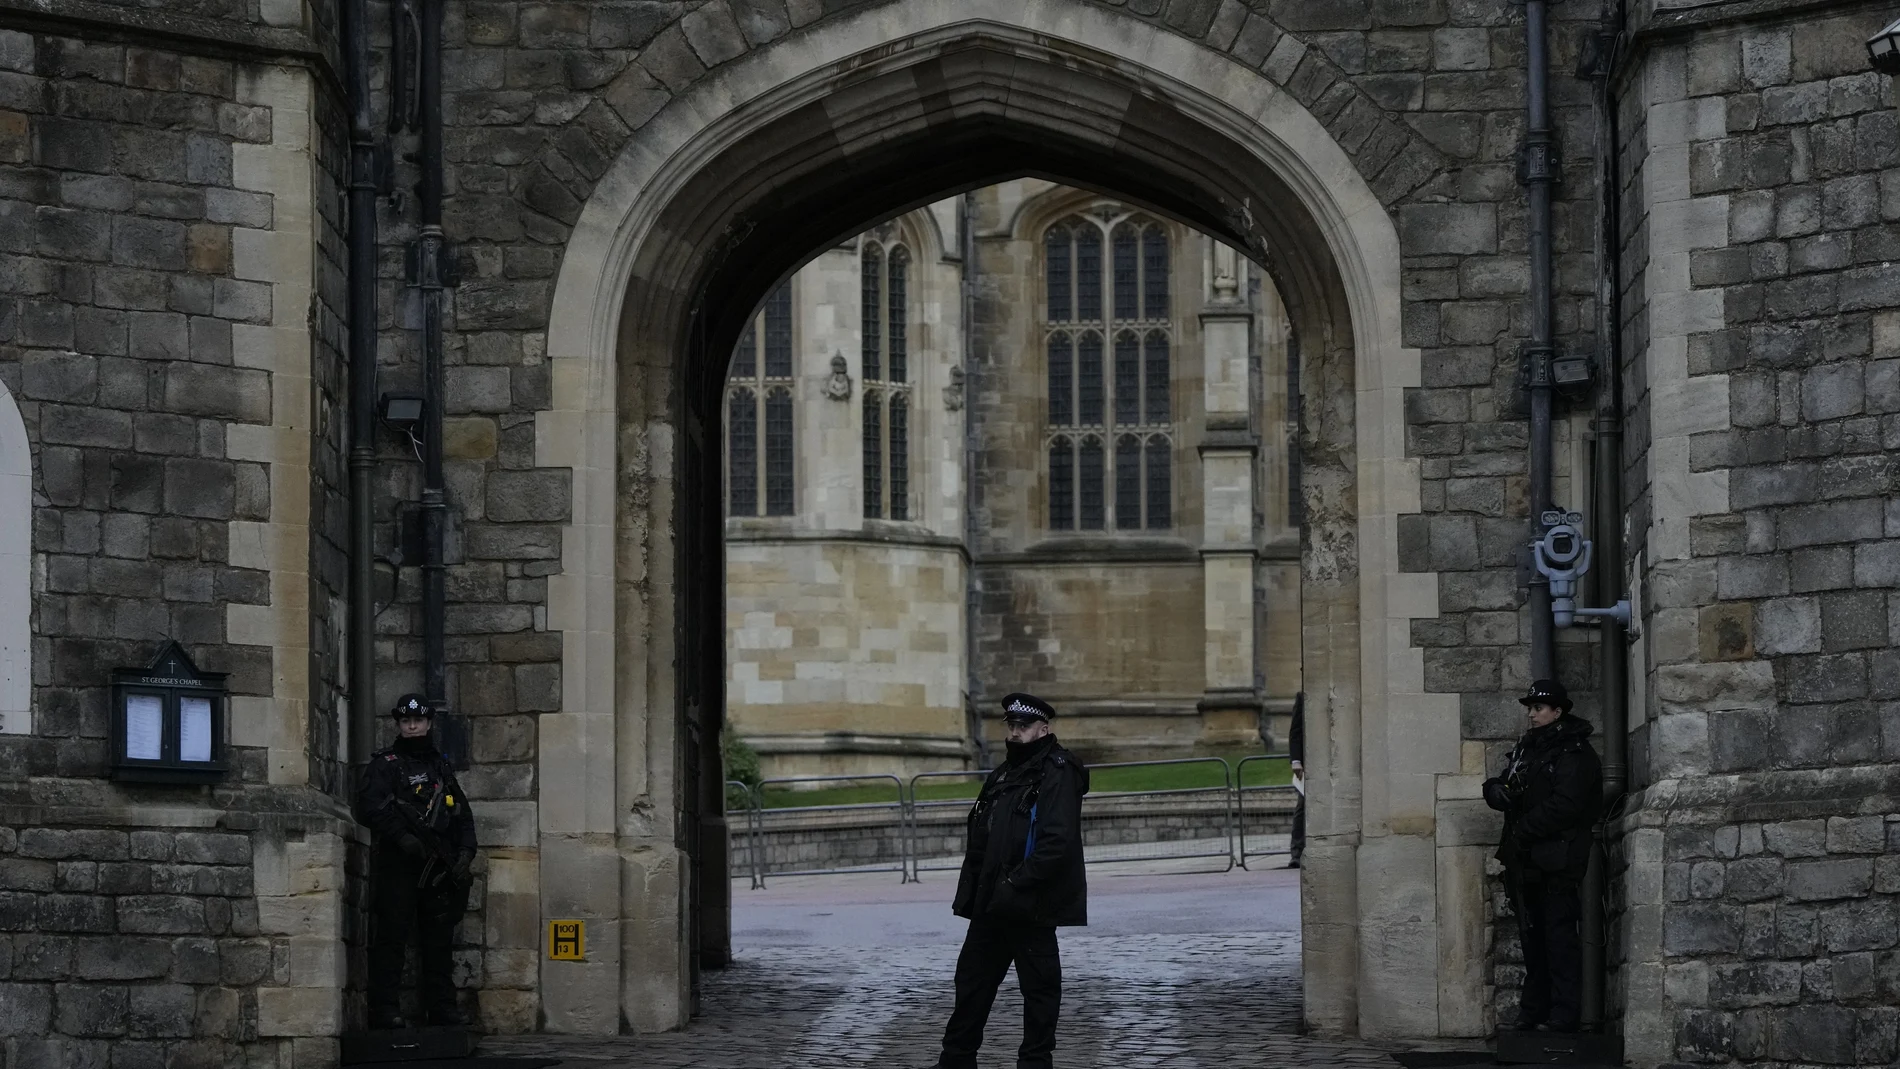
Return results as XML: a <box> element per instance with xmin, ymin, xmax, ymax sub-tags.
<box><xmin>1005</xmin><ymin>733</ymin><xmax>1056</xmax><ymax>766</ymax></box>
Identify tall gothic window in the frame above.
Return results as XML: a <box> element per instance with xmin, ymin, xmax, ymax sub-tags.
<box><xmin>727</xmin><ymin>282</ymin><xmax>795</xmax><ymax>517</ymax></box>
<box><xmin>1045</xmin><ymin>213</ymin><xmax>1173</xmax><ymax>531</ymax></box>
<box><xmin>862</xmin><ymin>241</ymin><xmax>911</xmax><ymax>520</ymax></box>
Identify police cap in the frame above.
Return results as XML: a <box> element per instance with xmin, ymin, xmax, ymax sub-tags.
<box><xmin>1518</xmin><ymin>679</ymin><xmax>1573</xmax><ymax>713</ymax></box>
<box><xmin>1000</xmin><ymin>692</ymin><xmax>1055</xmax><ymax>723</ymax></box>
<box><xmin>391</xmin><ymin>693</ymin><xmax>434</xmax><ymax>720</ymax></box>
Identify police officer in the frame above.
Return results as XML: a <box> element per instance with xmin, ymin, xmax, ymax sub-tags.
<box><xmin>1483</xmin><ymin>679</ymin><xmax>1601</xmax><ymax>1033</ymax></box>
<box><xmin>926</xmin><ymin>693</ymin><xmax>1090</xmax><ymax>1069</ymax></box>
<box><xmin>354</xmin><ymin>694</ymin><xmax>479</xmax><ymax>1030</ymax></box>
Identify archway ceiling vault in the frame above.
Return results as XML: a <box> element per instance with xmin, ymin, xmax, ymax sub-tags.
<box><xmin>613</xmin><ymin>35</ymin><xmax>1361</xmax><ymax>411</ymax></box>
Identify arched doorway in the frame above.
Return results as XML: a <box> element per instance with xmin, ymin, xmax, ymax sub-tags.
<box><xmin>531</xmin><ymin>0</ymin><xmax>1459</xmax><ymax>1041</ymax></box>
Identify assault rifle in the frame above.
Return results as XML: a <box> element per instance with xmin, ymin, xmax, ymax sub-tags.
<box><xmin>388</xmin><ymin>782</ymin><xmax>463</xmax><ymax>889</ymax></box>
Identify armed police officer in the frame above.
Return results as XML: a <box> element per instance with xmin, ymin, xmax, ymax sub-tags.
<box><xmin>1483</xmin><ymin>679</ymin><xmax>1601</xmax><ymax>1034</ymax></box>
<box><xmin>925</xmin><ymin>693</ymin><xmax>1090</xmax><ymax>1069</ymax></box>
<box><xmin>355</xmin><ymin>694</ymin><xmax>479</xmax><ymax>1030</ymax></box>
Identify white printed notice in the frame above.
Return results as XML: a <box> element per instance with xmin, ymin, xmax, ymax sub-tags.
<box><xmin>180</xmin><ymin>697</ymin><xmax>213</xmax><ymax>762</ymax></box>
<box><xmin>125</xmin><ymin>694</ymin><xmax>163</xmax><ymax>760</ymax></box>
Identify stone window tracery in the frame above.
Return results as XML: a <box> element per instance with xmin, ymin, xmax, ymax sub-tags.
<box><xmin>1044</xmin><ymin>212</ymin><xmax>1173</xmax><ymax>531</ymax></box>
<box><xmin>861</xmin><ymin>239</ymin><xmax>911</xmax><ymax>520</ymax></box>
<box><xmin>727</xmin><ymin>281</ymin><xmax>796</xmax><ymax>517</ymax></box>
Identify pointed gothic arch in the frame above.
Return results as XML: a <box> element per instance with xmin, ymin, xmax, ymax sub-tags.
<box><xmin>533</xmin><ymin>0</ymin><xmax>1452</xmax><ymax>1042</ymax></box>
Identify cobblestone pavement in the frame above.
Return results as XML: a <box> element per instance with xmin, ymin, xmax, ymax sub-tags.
<box><xmin>483</xmin><ymin>868</ymin><xmax>1409</xmax><ymax>1068</ymax></box>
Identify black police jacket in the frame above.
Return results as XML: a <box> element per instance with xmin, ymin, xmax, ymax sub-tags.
<box><xmin>1483</xmin><ymin>713</ymin><xmax>1601</xmax><ymax>878</ymax></box>
<box><xmin>953</xmin><ymin>734</ymin><xmax>1090</xmax><ymax>927</ymax></box>
<box><xmin>354</xmin><ymin>735</ymin><xmax>478</xmax><ymax>856</ymax></box>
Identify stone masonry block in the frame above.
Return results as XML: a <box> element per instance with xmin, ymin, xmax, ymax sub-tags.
<box><xmin>1753</xmin><ymin>597</ymin><xmax>1820</xmax><ymax>655</ymax></box>
<box><xmin>1710</xmin><ymin>961</ymin><xmax>1801</xmax><ymax>1008</ymax></box>
<box><xmin>1855</xmin><ymin>541</ymin><xmax>1900</xmax><ymax>587</ymax></box>
<box><xmin>123</xmin><ymin>982</ymin><xmax>195</xmax><ymax>1037</ymax></box>
<box><xmin>1826</xmin><ymin>816</ymin><xmax>1886</xmax><ymax>854</ymax></box>
<box><xmin>1822</xmin><ymin>591</ymin><xmax>1888</xmax><ymax>651</ymax></box>
<box><xmin>1724</xmin><ymin>857</ymin><xmax>1784</xmax><ymax>902</ymax></box>
<box><xmin>1665</xmin><ymin>902</ymin><xmax>1743</xmax><ymax>956</ymax></box>
<box><xmin>1763</xmin><ymin>819</ymin><xmax>1828</xmax><ymax>858</ymax></box>
<box><xmin>1787</xmin><ymin>858</ymin><xmax>1875</xmax><ymax>902</ymax></box>
<box><xmin>1399</xmin><ymin>203</ymin><xmax>1496</xmax><ymax>255</ymax></box>
<box><xmin>164</xmin><ymin>364</ymin><xmax>270</xmax><ymax>423</ymax></box>
<box><xmin>1718</xmin><ymin>555</ymin><xmax>1789</xmax><ymax>599</ymax></box>
<box><xmin>54</xmin><ymin>982</ymin><xmax>128</xmax><ymax>1037</ymax></box>
<box><xmin>1790</xmin><ymin>547</ymin><xmax>1853</xmax><ymax>593</ymax></box>
<box><xmin>18</xmin><ymin>829</ymin><xmax>128</xmax><ymax>861</ymax></box>
<box><xmin>172</xmin><ymin>832</ymin><xmax>250</xmax><ymax>866</ymax></box>
<box><xmin>0</xmin><ymin>981</ymin><xmax>52</xmax><ymax>1035</ymax></box>
<box><xmin>117</xmin><ymin>895</ymin><xmax>206</xmax><ymax>934</ymax></box>
<box><xmin>682</xmin><ymin>1</ymin><xmax>747</xmax><ymax>67</ymax></box>
<box><xmin>1819</xmin><ymin>900</ymin><xmax>1898</xmax><ymax>953</ymax></box>
<box><xmin>257</xmin><ymin>985</ymin><xmax>340</xmax><ymax>1037</ymax></box>
<box><xmin>71</xmin><ymin>937</ymin><xmax>172</xmax><ymax>981</ymax></box>
<box><xmin>485</xmin><ymin>469</ymin><xmax>570</xmax><ymax>523</ymax></box>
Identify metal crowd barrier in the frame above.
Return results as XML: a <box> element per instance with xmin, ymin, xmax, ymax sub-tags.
<box><xmin>724</xmin><ymin>779</ymin><xmax>764</xmax><ymax>889</ymax></box>
<box><xmin>748</xmin><ymin>773</ymin><xmax>913</xmax><ymax>883</ymax></box>
<box><xmin>906</xmin><ymin>769</ymin><xmax>992</xmax><ymax>877</ymax></box>
<box><xmin>1079</xmin><ymin>757</ymin><xmax>1236</xmax><ymax>873</ymax></box>
<box><xmin>1234</xmin><ymin>753</ymin><xmax>1297</xmax><ymax>870</ymax></box>
<box><xmin>727</xmin><ymin>757</ymin><xmax>1310</xmax><ymax>888</ymax></box>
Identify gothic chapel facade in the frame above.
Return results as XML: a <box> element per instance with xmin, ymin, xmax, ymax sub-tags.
<box><xmin>723</xmin><ymin>183</ymin><xmax>1303</xmax><ymax>778</ymax></box>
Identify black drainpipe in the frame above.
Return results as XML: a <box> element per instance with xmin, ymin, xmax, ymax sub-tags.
<box><xmin>960</xmin><ymin>192</ymin><xmax>989</xmax><ymax>771</ymax></box>
<box><xmin>1579</xmin><ymin>1</ymin><xmax>1630</xmax><ymax>1033</ymax></box>
<box><xmin>413</xmin><ymin>0</ymin><xmax>452</xmax><ymax>737</ymax></box>
<box><xmin>1522</xmin><ymin>0</ymin><xmax>1557</xmax><ymax>681</ymax></box>
<box><xmin>343</xmin><ymin>0</ymin><xmax>378</xmax><ymax>768</ymax></box>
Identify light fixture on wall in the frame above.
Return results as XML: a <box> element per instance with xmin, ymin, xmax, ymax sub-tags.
<box><xmin>111</xmin><ymin>641</ymin><xmax>229</xmax><ymax>783</ymax></box>
<box><xmin>381</xmin><ymin>392</ymin><xmax>426</xmax><ymax>457</ymax></box>
<box><xmin>1869</xmin><ymin>17</ymin><xmax>1900</xmax><ymax>73</ymax></box>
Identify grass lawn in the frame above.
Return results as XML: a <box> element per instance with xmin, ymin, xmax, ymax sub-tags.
<box><xmin>731</xmin><ymin>747</ymin><xmax>1296</xmax><ymax>810</ymax></box>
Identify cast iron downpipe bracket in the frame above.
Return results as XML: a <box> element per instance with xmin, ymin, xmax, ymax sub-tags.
<box><xmin>407</xmin><ymin>229</ymin><xmax>457</xmax><ymax>290</ymax></box>
<box><xmin>1515</xmin><ymin>132</ymin><xmax>1563</xmax><ymax>188</ymax></box>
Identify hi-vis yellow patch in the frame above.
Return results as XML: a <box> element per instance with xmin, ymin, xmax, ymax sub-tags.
<box><xmin>548</xmin><ymin>920</ymin><xmax>585</xmax><ymax>961</ymax></box>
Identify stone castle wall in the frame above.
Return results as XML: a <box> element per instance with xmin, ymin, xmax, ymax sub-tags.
<box><xmin>1606</xmin><ymin>7</ymin><xmax>1900</xmax><ymax>1064</ymax></box>
<box><xmin>726</xmin><ymin>536</ymin><xmax>969</xmax><ymax>778</ymax></box>
<box><xmin>0</xmin><ymin>13</ymin><xmax>377</xmax><ymax>1064</ymax></box>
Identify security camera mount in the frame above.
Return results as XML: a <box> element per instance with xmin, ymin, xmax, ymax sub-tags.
<box><xmin>1531</xmin><ymin>508</ymin><xmax>1636</xmax><ymax>633</ymax></box>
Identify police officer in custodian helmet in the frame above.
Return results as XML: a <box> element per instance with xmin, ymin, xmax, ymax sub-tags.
<box><xmin>1483</xmin><ymin>679</ymin><xmax>1602</xmax><ymax>1033</ymax></box>
<box><xmin>924</xmin><ymin>692</ymin><xmax>1091</xmax><ymax>1069</ymax></box>
<box><xmin>354</xmin><ymin>694</ymin><xmax>479</xmax><ymax>1029</ymax></box>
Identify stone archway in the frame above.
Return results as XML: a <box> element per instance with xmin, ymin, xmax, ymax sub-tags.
<box><xmin>531</xmin><ymin>0</ymin><xmax>1458</xmax><ymax>1041</ymax></box>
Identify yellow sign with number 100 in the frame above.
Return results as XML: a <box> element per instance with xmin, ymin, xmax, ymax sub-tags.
<box><xmin>548</xmin><ymin>920</ymin><xmax>585</xmax><ymax>960</ymax></box>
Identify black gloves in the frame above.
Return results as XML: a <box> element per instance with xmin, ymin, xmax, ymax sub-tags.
<box><xmin>1482</xmin><ymin>777</ymin><xmax>1512</xmax><ymax>812</ymax></box>
<box><xmin>451</xmin><ymin>849</ymin><xmax>475</xmax><ymax>884</ymax></box>
<box><xmin>397</xmin><ymin>833</ymin><xmax>428</xmax><ymax>860</ymax></box>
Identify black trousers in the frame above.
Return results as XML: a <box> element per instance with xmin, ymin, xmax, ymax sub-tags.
<box><xmin>1289</xmin><ymin>793</ymin><xmax>1306</xmax><ymax>863</ymax></box>
<box><xmin>368</xmin><ymin>848</ymin><xmax>469</xmax><ymax>1016</ymax></box>
<box><xmin>939</xmin><ymin>919</ymin><xmax>1062</xmax><ymax>1069</ymax></box>
<box><xmin>1511</xmin><ymin>871</ymin><xmax>1582</xmax><ymax>1027</ymax></box>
